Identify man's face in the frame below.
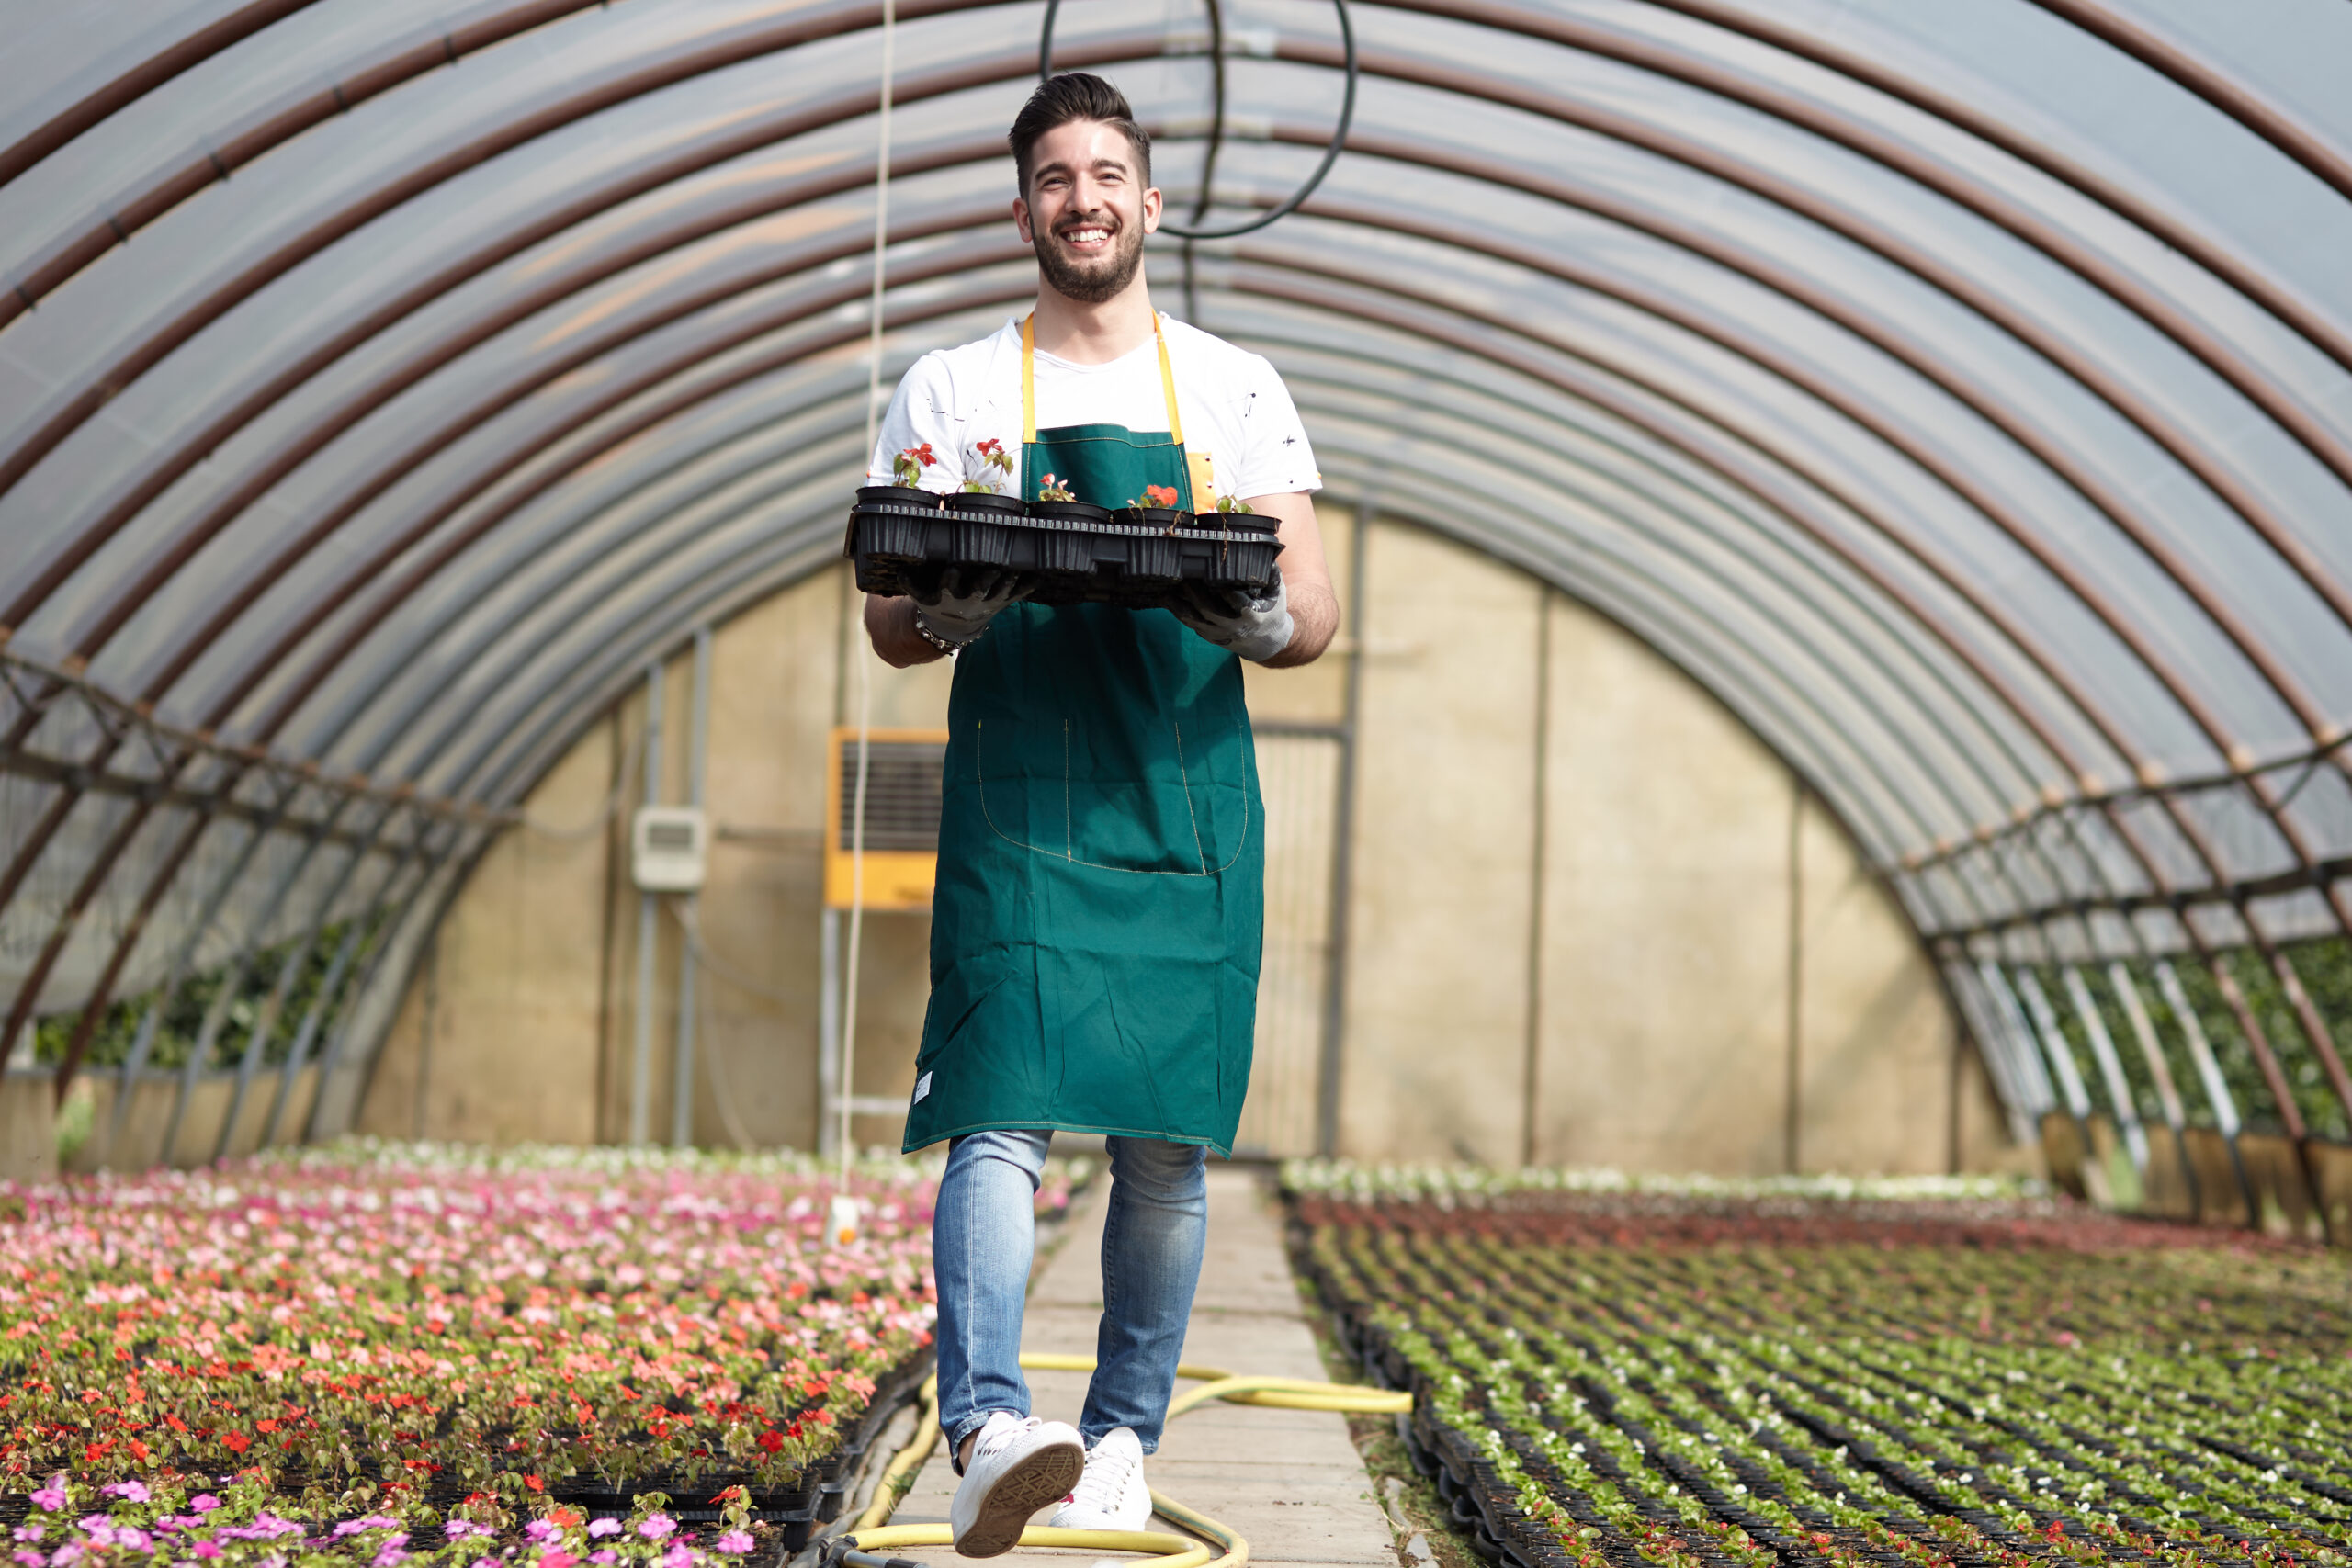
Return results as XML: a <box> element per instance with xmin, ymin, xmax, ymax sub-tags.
<box><xmin>1014</xmin><ymin>118</ymin><xmax>1160</xmax><ymax>305</ymax></box>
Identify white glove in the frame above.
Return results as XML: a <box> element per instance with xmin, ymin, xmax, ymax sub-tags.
<box><xmin>1172</xmin><ymin>570</ymin><xmax>1293</xmax><ymax>664</ymax></box>
<box><xmin>912</xmin><ymin>567</ymin><xmax>1030</xmax><ymax>646</ymax></box>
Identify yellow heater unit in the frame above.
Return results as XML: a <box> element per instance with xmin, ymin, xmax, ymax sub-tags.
<box><xmin>823</xmin><ymin>727</ymin><xmax>948</xmax><ymax>911</ymax></box>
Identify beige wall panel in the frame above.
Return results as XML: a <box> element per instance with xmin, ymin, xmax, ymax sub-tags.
<box><xmin>1239</xmin><ymin>502</ymin><xmax>1354</xmax><ymax>728</ymax></box>
<box><xmin>358</xmin><ymin>721</ymin><xmax>614</xmax><ymax>1145</ymax></box>
<box><xmin>1792</xmin><ymin>794</ymin><xmax>1954</xmax><ymax>1174</ymax></box>
<box><xmin>1339</xmin><ymin>523</ymin><xmax>1539</xmax><ymax>1165</ymax></box>
<box><xmin>0</xmin><ymin>1073</ymin><xmax>56</xmax><ymax>1183</ymax></box>
<box><xmin>363</xmin><ymin>565</ymin><xmax>953</xmax><ymax>1155</ymax></box>
<box><xmin>1532</xmin><ymin>596</ymin><xmax>1794</xmax><ymax>1175</ymax></box>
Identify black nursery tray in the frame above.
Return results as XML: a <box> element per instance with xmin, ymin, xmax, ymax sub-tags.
<box><xmin>845</xmin><ymin>487</ymin><xmax>1281</xmax><ymax>608</ymax></box>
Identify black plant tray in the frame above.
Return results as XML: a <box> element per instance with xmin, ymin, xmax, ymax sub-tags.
<box><xmin>546</xmin><ymin>1345</ymin><xmax>934</xmax><ymax>1549</ymax></box>
<box><xmin>846</xmin><ymin>487</ymin><xmax>1281</xmax><ymax>608</ymax></box>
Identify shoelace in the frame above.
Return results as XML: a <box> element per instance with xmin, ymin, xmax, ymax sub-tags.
<box><xmin>1065</xmin><ymin>1443</ymin><xmax>1137</xmax><ymax>1511</ymax></box>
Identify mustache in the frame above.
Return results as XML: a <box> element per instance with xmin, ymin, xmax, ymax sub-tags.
<box><xmin>1051</xmin><ymin>210</ymin><xmax>1121</xmax><ymax>236</ymax></box>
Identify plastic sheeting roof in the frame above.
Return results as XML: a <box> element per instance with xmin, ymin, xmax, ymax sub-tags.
<box><xmin>6</xmin><ymin>0</ymin><xmax>2352</xmax><ymax>1076</ymax></box>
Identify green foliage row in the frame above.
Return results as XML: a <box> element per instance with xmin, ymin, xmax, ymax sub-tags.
<box><xmin>32</xmin><ymin>913</ymin><xmax>389</xmax><ymax>1075</ymax></box>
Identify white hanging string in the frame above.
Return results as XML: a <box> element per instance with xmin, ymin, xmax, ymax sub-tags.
<box><xmin>839</xmin><ymin>0</ymin><xmax>896</xmax><ymax>1191</ymax></box>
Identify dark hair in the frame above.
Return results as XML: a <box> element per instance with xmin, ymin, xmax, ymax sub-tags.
<box><xmin>1008</xmin><ymin>73</ymin><xmax>1152</xmax><ymax>196</ymax></box>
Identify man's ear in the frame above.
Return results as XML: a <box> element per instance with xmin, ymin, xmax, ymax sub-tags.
<box><xmin>1013</xmin><ymin>194</ymin><xmax>1033</xmax><ymax>243</ymax></box>
<box><xmin>1140</xmin><ymin>185</ymin><xmax>1162</xmax><ymax>235</ymax></box>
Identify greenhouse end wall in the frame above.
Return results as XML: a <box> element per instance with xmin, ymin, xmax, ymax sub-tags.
<box><xmin>339</xmin><ymin>513</ymin><xmax>2007</xmax><ymax>1176</ymax></box>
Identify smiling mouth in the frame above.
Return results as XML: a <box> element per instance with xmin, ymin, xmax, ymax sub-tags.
<box><xmin>1055</xmin><ymin>222</ymin><xmax>1117</xmax><ymax>254</ymax></box>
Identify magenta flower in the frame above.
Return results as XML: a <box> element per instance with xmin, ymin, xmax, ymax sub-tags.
<box><xmin>586</xmin><ymin>1520</ymin><xmax>622</xmax><ymax>1540</ymax></box>
<box><xmin>716</xmin><ymin>1529</ymin><xmax>755</xmax><ymax>1554</ymax></box>
<box><xmin>28</xmin><ymin>1483</ymin><xmax>65</xmax><ymax>1515</ymax></box>
<box><xmin>190</xmin><ymin>1496</ymin><xmax>221</xmax><ymax>1515</ymax></box>
<box><xmin>637</xmin><ymin>1516</ymin><xmax>675</xmax><ymax>1540</ymax></box>
<box><xmin>523</xmin><ymin>1520</ymin><xmax>560</xmax><ymax>1544</ymax></box>
<box><xmin>97</xmin><ymin>1483</ymin><xmax>149</xmax><ymax>1506</ymax></box>
<box><xmin>662</xmin><ymin>1546</ymin><xmax>692</xmax><ymax>1568</ymax></box>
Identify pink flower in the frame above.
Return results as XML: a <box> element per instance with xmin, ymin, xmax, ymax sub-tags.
<box><xmin>192</xmin><ymin>1546</ymin><xmax>222</xmax><ymax>1561</ymax></box>
<box><xmin>589</xmin><ymin>1554</ymin><xmax>617</xmax><ymax>1566</ymax></box>
<box><xmin>98</xmin><ymin>1483</ymin><xmax>149</xmax><ymax>1505</ymax></box>
<box><xmin>538</xmin><ymin>1554</ymin><xmax>579</xmax><ymax>1568</ymax></box>
<box><xmin>586</xmin><ymin>1520</ymin><xmax>622</xmax><ymax>1540</ymax></box>
<box><xmin>190</xmin><ymin>1496</ymin><xmax>221</xmax><ymax>1515</ymax></box>
<box><xmin>662</xmin><ymin>1546</ymin><xmax>692</xmax><ymax>1568</ymax></box>
<box><xmin>637</xmin><ymin>1516</ymin><xmax>675</xmax><ymax>1540</ymax></box>
<box><xmin>523</xmin><ymin>1520</ymin><xmax>559</xmax><ymax>1544</ymax></box>
<box><xmin>716</xmin><ymin>1530</ymin><xmax>755</xmax><ymax>1554</ymax></box>
<box><xmin>28</xmin><ymin>1483</ymin><xmax>64</xmax><ymax>1514</ymax></box>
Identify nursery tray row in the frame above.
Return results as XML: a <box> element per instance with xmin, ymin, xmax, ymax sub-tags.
<box><xmin>846</xmin><ymin>486</ymin><xmax>1281</xmax><ymax>607</ymax></box>
<box><xmin>1286</xmin><ymin>1163</ymin><xmax>2352</xmax><ymax>1568</ymax></box>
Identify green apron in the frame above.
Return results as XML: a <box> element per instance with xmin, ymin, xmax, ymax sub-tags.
<box><xmin>901</xmin><ymin>313</ymin><xmax>1263</xmax><ymax>1156</ymax></box>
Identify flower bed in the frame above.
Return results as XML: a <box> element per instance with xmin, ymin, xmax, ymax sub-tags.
<box><xmin>0</xmin><ymin>1140</ymin><xmax>1089</xmax><ymax>1564</ymax></box>
<box><xmin>1286</xmin><ymin>1160</ymin><xmax>2352</xmax><ymax>1568</ymax></box>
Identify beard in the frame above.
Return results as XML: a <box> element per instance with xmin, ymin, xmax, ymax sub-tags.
<box><xmin>1034</xmin><ymin>209</ymin><xmax>1148</xmax><ymax>305</ymax></box>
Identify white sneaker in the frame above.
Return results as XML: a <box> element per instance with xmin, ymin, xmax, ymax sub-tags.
<box><xmin>1047</xmin><ymin>1426</ymin><xmax>1152</xmax><ymax>1529</ymax></box>
<box><xmin>951</xmin><ymin>1411</ymin><xmax>1085</xmax><ymax>1557</ymax></box>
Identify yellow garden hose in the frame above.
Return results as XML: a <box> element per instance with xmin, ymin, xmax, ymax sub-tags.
<box><xmin>831</xmin><ymin>1352</ymin><xmax>1412</xmax><ymax>1568</ymax></box>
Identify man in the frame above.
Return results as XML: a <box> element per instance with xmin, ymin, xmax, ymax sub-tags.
<box><xmin>863</xmin><ymin>73</ymin><xmax>1337</xmax><ymax>1555</ymax></box>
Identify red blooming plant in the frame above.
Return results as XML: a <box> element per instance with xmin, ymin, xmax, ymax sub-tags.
<box><xmin>890</xmin><ymin>443</ymin><xmax>937</xmax><ymax>487</ymax></box>
<box><xmin>1035</xmin><ymin>470</ymin><xmax>1076</xmax><ymax>502</ymax></box>
<box><xmin>0</xmin><ymin>1140</ymin><xmax>1094</xmax><ymax>1556</ymax></box>
<box><xmin>964</xmin><ymin>438</ymin><xmax>1014</xmax><ymax>494</ymax></box>
<box><xmin>1125</xmin><ymin>484</ymin><xmax>1182</xmax><ymax>510</ymax></box>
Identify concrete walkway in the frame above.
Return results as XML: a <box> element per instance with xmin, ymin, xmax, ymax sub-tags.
<box><xmin>877</xmin><ymin>1166</ymin><xmax>1399</xmax><ymax>1568</ymax></box>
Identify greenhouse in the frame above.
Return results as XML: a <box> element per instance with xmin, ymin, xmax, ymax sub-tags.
<box><xmin>1</xmin><ymin>0</ymin><xmax>2348</xmax><ymax>1564</ymax></box>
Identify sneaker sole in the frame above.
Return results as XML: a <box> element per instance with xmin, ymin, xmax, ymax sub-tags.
<box><xmin>955</xmin><ymin>1441</ymin><xmax>1085</xmax><ymax>1558</ymax></box>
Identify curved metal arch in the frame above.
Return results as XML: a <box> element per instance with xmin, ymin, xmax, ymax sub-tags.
<box><xmin>1619</xmin><ymin>0</ymin><xmax>2352</xmax><ymax>389</ymax></box>
<box><xmin>38</xmin><ymin>108</ymin><xmax>2138</xmax><ymax>824</ymax></box>
<box><xmin>9</xmin><ymin>0</ymin><xmax>2342</xmax><ymax>747</ymax></box>
<box><xmin>9</xmin><ymin>80</ymin><xmax>2314</xmax><ymax>879</ymax></box>
<box><xmin>2021</xmin><ymin>0</ymin><xmax>2352</xmax><ymax>205</ymax></box>
<box><xmin>5</xmin><ymin>30</ymin><xmax>2333</xmax><ymax>827</ymax></box>
<box><xmin>1323</xmin><ymin>6</ymin><xmax>2352</xmax><ymax>518</ymax></box>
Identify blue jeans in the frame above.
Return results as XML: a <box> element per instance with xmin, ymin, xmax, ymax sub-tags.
<box><xmin>934</xmin><ymin>1129</ymin><xmax>1208</xmax><ymax>1469</ymax></box>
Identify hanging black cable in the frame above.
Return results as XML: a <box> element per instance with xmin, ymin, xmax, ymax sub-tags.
<box><xmin>1039</xmin><ymin>0</ymin><xmax>1355</xmax><ymax>241</ymax></box>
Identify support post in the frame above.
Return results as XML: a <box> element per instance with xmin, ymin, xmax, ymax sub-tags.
<box><xmin>673</xmin><ymin>628</ymin><xmax>711</xmax><ymax>1149</ymax></box>
<box><xmin>2108</xmin><ymin>960</ymin><xmax>2200</xmax><ymax>1213</ymax></box>
<box><xmin>629</xmin><ymin>660</ymin><xmax>663</xmax><ymax>1146</ymax></box>
<box><xmin>818</xmin><ymin>906</ymin><xmax>842</xmax><ymax>1159</ymax></box>
<box><xmin>1315</xmin><ymin>502</ymin><xmax>1369</xmax><ymax>1160</ymax></box>
<box><xmin>2154</xmin><ymin>957</ymin><xmax>2259</xmax><ymax>1220</ymax></box>
<box><xmin>2063</xmin><ymin>964</ymin><xmax>2149</xmax><ymax>1172</ymax></box>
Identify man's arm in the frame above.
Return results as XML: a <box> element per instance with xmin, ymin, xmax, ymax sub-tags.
<box><xmin>1243</xmin><ymin>491</ymin><xmax>1339</xmax><ymax>668</ymax></box>
<box><xmin>864</xmin><ymin>593</ymin><xmax>945</xmax><ymax>668</ymax></box>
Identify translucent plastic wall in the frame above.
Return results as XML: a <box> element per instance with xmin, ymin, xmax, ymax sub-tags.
<box><xmin>5</xmin><ymin>0</ymin><xmax>2352</xmax><ymax>1175</ymax></box>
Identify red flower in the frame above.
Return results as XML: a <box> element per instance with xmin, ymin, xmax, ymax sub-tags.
<box><xmin>756</xmin><ymin>1430</ymin><xmax>785</xmax><ymax>1454</ymax></box>
<box><xmin>524</xmin><ymin>1473</ymin><xmax>545</xmax><ymax>1494</ymax></box>
<box><xmin>905</xmin><ymin>444</ymin><xmax>936</xmax><ymax>468</ymax></box>
<box><xmin>1144</xmin><ymin>484</ymin><xmax>1179</xmax><ymax>508</ymax></box>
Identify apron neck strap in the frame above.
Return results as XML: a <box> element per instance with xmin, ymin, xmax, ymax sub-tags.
<box><xmin>1021</xmin><ymin>311</ymin><xmax>1184</xmax><ymax>446</ymax></box>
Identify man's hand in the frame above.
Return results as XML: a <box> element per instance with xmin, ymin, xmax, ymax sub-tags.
<box><xmin>1171</xmin><ymin>570</ymin><xmax>1295</xmax><ymax>664</ymax></box>
<box><xmin>913</xmin><ymin>567</ymin><xmax>1032</xmax><ymax>645</ymax></box>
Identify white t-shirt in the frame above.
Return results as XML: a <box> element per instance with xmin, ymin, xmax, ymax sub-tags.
<box><xmin>865</xmin><ymin>314</ymin><xmax>1320</xmax><ymax>506</ymax></box>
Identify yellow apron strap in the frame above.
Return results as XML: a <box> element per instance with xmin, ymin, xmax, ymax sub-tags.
<box><xmin>1021</xmin><ymin>311</ymin><xmax>1184</xmax><ymax>446</ymax></box>
<box><xmin>1021</xmin><ymin>311</ymin><xmax>1037</xmax><ymax>444</ymax></box>
<box><xmin>1154</xmin><ymin>313</ymin><xmax>1184</xmax><ymax>446</ymax></box>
